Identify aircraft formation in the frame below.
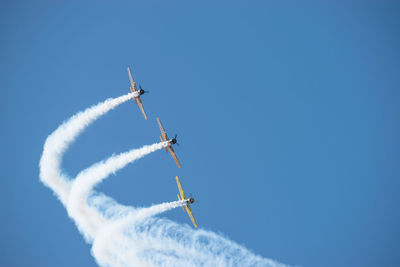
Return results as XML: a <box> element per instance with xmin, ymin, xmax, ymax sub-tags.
<box><xmin>127</xmin><ymin>67</ymin><xmax>197</xmax><ymax>228</ymax></box>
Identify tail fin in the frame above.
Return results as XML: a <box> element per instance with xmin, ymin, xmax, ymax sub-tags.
<box><xmin>177</xmin><ymin>194</ymin><xmax>185</xmax><ymax>212</ymax></box>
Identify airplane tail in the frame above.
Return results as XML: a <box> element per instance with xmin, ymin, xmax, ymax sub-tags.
<box><xmin>160</xmin><ymin>136</ymin><xmax>168</xmax><ymax>152</ymax></box>
<box><xmin>177</xmin><ymin>194</ymin><xmax>185</xmax><ymax>212</ymax></box>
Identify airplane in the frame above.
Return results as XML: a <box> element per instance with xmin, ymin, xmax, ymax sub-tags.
<box><xmin>157</xmin><ymin>117</ymin><xmax>182</xmax><ymax>168</ymax></box>
<box><xmin>176</xmin><ymin>176</ymin><xmax>198</xmax><ymax>228</ymax></box>
<box><xmin>127</xmin><ymin>67</ymin><xmax>149</xmax><ymax>120</ymax></box>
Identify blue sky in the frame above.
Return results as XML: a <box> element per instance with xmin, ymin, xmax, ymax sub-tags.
<box><xmin>1</xmin><ymin>1</ymin><xmax>399</xmax><ymax>266</ymax></box>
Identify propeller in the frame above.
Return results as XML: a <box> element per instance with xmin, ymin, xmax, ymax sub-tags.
<box><xmin>174</xmin><ymin>134</ymin><xmax>180</xmax><ymax>146</ymax></box>
<box><xmin>139</xmin><ymin>84</ymin><xmax>149</xmax><ymax>93</ymax></box>
<box><xmin>189</xmin><ymin>193</ymin><xmax>198</xmax><ymax>204</ymax></box>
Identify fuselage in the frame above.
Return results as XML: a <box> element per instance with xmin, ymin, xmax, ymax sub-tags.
<box><xmin>169</xmin><ymin>138</ymin><xmax>177</xmax><ymax>145</ymax></box>
<box><xmin>132</xmin><ymin>91</ymin><xmax>140</xmax><ymax>98</ymax></box>
<box><xmin>132</xmin><ymin>89</ymin><xmax>145</xmax><ymax>98</ymax></box>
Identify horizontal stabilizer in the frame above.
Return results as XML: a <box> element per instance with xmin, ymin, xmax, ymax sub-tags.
<box><xmin>177</xmin><ymin>194</ymin><xmax>185</xmax><ymax>212</ymax></box>
<box><xmin>160</xmin><ymin>136</ymin><xmax>168</xmax><ymax>152</ymax></box>
<box><xmin>129</xmin><ymin>87</ymin><xmax>137</xmax><ymax>104</ymax></box>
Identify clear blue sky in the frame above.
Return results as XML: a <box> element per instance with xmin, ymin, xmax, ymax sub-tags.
<box><xmin>1</xmin><ymin>1</ymin><xmax>399</xmax><ymax>266</ymax></box>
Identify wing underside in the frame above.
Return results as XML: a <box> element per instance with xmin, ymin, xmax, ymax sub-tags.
<box><xmin>175</xmin><ymin>176</ymin><xmax>197</xmax><ymax>228</ymax></box>
<box><xmin>127</xmin><ymin>67</ymin><xmax>137</xmax><ymax>92</ymax></box>
<box><xmin>168</xmin><ymin>146</ymin><xmax>181</xmax><ymax>168</ymax></box>
<box><xmin>157</xmin><ymin>117</ymin><xmax>168</xmax><ymax>140</ymax></box>
<box><xmin>176</xmin><ymin>176</ymin><xmax>186</xmax><ymax>199</ymax></box>
<box><xmin>185</xmin><ymin>204</ymin><xmax>198</xmax><ymax>228</ymax></box>
<box><xmin>136</xmin><ymin>97</ymin><xmax>147</xmax><ymax>120</ymax></box>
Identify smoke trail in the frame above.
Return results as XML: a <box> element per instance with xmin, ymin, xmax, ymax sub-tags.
<box><xmin>91</xmin><ymin>201</ymin><xmax>286</xmax><ymax>267</ymax></box>
<box><xmin>39</xmin><ymin>93</ymin><xmax>134</xmax><ymax>205</ymax></box>
<box><xmin>92</xmin><ymin>199</ymin><xmax>188</xmax><ymax>267</ymax></box>
<box><xmin>67</xmin><ymin>142</ymin><xmax>168</xmax><ymax>241</ymax></box>
<box><xmin>39</xmin><ymin>93</ymin><xmax>289</xmax><ymax>267</ymax></box>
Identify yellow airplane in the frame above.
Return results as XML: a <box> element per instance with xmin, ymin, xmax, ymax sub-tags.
<box><xmin>176</xmin><ymin>176</ymin><xmax>197</xmax><ymax>228</ymax></box>
<box><xmin>157</xmin><ymin>117</ymin><xmax>181</xmax><ymax>168</ymax></box>
<box><xmin>127</xmin><ymin>67</ymin><xmax>148</xmax><ymax>120</ymax></box>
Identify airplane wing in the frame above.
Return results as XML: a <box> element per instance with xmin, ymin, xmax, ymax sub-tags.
<box><xmin>136</xmin><ymin>97</ymin><xmax>147</xmax><ymax>120</ymax></box>
<box><xmin>157</xmin><ymin>117</ymin><xmax>168</xmax><ymax>140</ymax></box>
<box><xmin>184</xmin><ymin>205</ymin><xmax>198</xmax><ymax>228</ymax></box>
<box><xmin>168</xmin><ymin>146</ymin><xmax>181</xmax><ymax>168</ymax></box>
<box><xmin>175</xmin><ymin>176</ymin><xmax>186</xmax><ymax>199</ymax></box>
<box><xmin>127</xmin><ymin>67</ymin><xmax>137</xmax><ymax>92</ymax></box>
<box><xmin>175</xmin><ymin>176</ymin><xmax>198</xmax><ymax>228</ymax></box>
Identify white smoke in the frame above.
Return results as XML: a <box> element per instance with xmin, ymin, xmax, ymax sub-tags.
<box><xmin>39</xmin><ymin>93</ymin><xmax>134</xmax><ymax>205</ymax></box>
<box><xmin>67</xmin><ymin>142</ymin><xmax>168</xmax><ymax>241</ymax></box>
<box><xmin>39</xmin><ymin>93</ymin><xmax>289</xmax><ymax>267</ymax></box>
<box><xmin>92</xmin><ymin>199</ymin><xmax>188</xmax><ymax>267</ymax></box>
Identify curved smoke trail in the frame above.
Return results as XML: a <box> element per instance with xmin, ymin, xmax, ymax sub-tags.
<box><xmin>39</xmin><ymin>93</ymin><xmax>288</xmax><ymax>267</ymax></box>
<box><xmin>67</xmin><ymin>142</ymin><xmax>168</xmax><ymax>241</ymax></box>
<box><xmin>92</xmin><ymin>205</ymin><xmax>286</xmax><ymax>267</ymax></box>
<box><xmin>92</xmin><ymin>199</ymin><xmax>188</xmax><ymax>267</ymax></box>
<box><xmin>39</xmin><ymin>93</ymin><xmax>134</xmax><ymax>205</ymax></box>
